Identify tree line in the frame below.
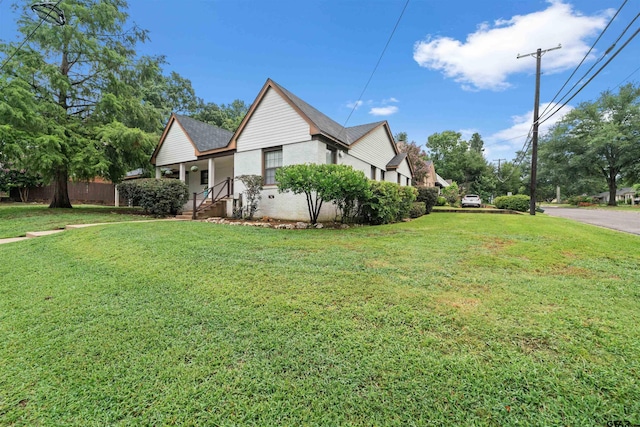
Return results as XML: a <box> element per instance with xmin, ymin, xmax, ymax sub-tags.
<box><xmin>397</xmin><ymin>83</ymin><xmax>640</xmax><ymax>205</ymax></box>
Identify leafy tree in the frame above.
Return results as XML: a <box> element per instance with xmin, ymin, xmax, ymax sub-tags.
<box><xmin>538</xmin><ymin>84</ymin><xmax>640</xmax><ymax>205</ymax></box>
<box><xmin>192</xmin><ymin>100</ymin><xmax>249</xmax><ymax>132</ymax></box>
<box><xmin>276</xmin><ymin>164</ymin><xmax>369</xmax><ymax>223</ymax></box>
<box><xmin>395</xmin><ymin>132</ymin><xmax>429</xmax><ymax>185</ymax></box>
<box><xmin>0</xmin><ymin>1</ymin><xmax>197</xmax><ymax>208</ymax></box>
<box><xmin>426</xmin><ymin>131</ymin><xmax>492</xmax><ymax>195</ymax></box>
<box><xmin>469</xmin><ymin>132</ymin><xmax>485</xmax><ymax>153</ymax></box>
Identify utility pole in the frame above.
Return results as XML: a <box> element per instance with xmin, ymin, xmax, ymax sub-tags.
<box><xmin>493</xmin><ymin>158</ymin><xmax>507</xmax><ymax>173</ymax></box>
<box><xmin>517</xmin><ymin>44</ymin><xmax>561</xmax><ymax>215</ymax></box>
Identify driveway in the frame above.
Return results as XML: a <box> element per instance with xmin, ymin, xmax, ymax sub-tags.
<box><xmin>543</xmin><ymin>206</ymin><xmax>640</xmax><ymax>236</ymax></box>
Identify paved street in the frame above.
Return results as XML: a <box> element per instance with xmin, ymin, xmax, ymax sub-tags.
<box><xmin>543</xmin><ymin>207</ymin><xmax>640</xmax><ymax>236</ymax></box>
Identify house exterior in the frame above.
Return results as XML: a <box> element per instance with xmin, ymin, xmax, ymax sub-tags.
<box><xmin>421</xmin><ymin>160</ymin><xmax>449</xmax><ymax>191</ymax></box>
<box><xmin>150</xmin><ymin>78</ymin><xmax>413</xmax><ymax>221</ymax></box>
<box><xmin>593</xmin><ymin>187</ymin><xmax>637</xmax><ymax>205</ymax></box>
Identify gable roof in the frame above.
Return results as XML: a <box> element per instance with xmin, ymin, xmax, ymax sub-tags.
<box><xmin>174</xmin><ymin>114</ymin><xmax>233</xmax><ymax>152</ymax></box>
<box><xmin>151</xmin><ymin>114</ymin><xmax>234</xmax><ymax>164</ymax></box>
<box><xmin>386</xmin><ymin>152</ymin><xmax>408</xmax><ymax>169</ymax></box>
<box><xmin>271</xmin><ymin>80</ymin><xmax>385</xmax><ymax>145</ymax></box>
<box><xmin>233</xmin><ymin>78</ymin><xmax>390</xmax><ymax>149</ymax></box>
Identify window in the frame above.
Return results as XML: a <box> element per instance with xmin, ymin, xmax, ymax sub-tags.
<box><xmin>264</xmin><ymin>148</ymin><xmax>283</xmax><ymax>185</ymax></box>
<box><xmin>381</xmin><ymin>170</ymin><xmax>385</xmax><ymax>181</ymax></box>
<box><xmin>370</xmin><ymin>166</ymin><xmax>376</xmax><ymax>180</ymax></box>
<box><xmin>326</xmin><ymin>146</ymin><xmax>337</xmax><ymax>164</ymax></box>
<box><xmin>200</xmin><ymin>170</ymin><xmax>209</xmax><ymax>186</ymax></box>
<box><xmin>397</xmin><ymin>174</ymin><xmax>401</xmax><ymax>184</ymax></box>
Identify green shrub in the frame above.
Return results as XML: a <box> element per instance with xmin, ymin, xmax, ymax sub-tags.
<box><xmin>276</xmin><ymin>164</ymin><xmax>369</xmax><ymax>223</ymax></box>
<box><xmin>397</xmin><ymin>186</ymin><xmax>418</xmax><ymax>221</ymax></box>
<box><xmin>409</xmin><ymin>202</ymin><xmax>426</xmax><ymax>218</ymax></box>
<box><xmin>361</xmin><ymin>181</ymin><xmax>402</xmax><ymax>225</ymax></box>
<box><xmin>415</xmin><ymin>186</ymin><xmax>439</xmax><ymax>213</ymax></box>
<box><xmin>118</xmin><ymin>178</ymin><xmax>189</xmax><ymax>217</ymax></box>
<box><xmin>494</xmin><ymin>194</ymin><xmax>530</xmax><ymax>212</ymax></box>
<box><xmin>436</xmin><ymin>196</ymin><xmax>447</xmax><ymax>206</ymax></box>
<box><xmin>235</xmin><ymin>174</ymin><xmax>263</xmax><ymax>219</ymax></box>
<box><xmin>566</xmin><ymin>195</ymin><xmax>596</xmax><ymax>206</ymax></box>
<box><xmin>442</xmin><ymin>182</ymin><xmax>459</xmax><ymax>206</ymax></box>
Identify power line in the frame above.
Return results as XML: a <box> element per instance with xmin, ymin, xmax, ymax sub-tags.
<box><xmin>613</xmin><ymin>64</ymin><xmax>640</xmax><ymax>90</ymax></box>
<box><xmin>539</xmin><ymin>0</ymin><xmax>629</xmax><ymax>120</ymax></box>
<box><xmin>338</xmin><ymin>0</ymin><xmax>410</xmax><ymax>141</ymax></box>
<box><xmin>539</xmin><ymin>25</ymin><xmax>640</xmax><ymax>126</ymax></box>
<box><xmin>0</xmin><ymin>0</ymin><xmax>64</xmax><ymax>73</ymax></box>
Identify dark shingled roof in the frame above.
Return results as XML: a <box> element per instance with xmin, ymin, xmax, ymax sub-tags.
<box><xmin>174</xmin><ymin>114</ymin><xmax>233</xmax><ymax>152</ymax></box>
<box><xmin>271</xmin><ymin>80</ymin><xmax>385</xmax><ymax>145</ymax></box>
<box><xmin>386</xmin><ymin>152</ymin><xmax>408</xmax><ymax>168</ymax></box>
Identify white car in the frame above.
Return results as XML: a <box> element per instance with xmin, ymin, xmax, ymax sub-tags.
<box><xmin>461</xmin><ymin>194</ymin><xmax>482</xmax><ymax>208</ymax></box>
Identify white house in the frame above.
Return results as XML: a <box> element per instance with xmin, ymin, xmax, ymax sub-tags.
<box><xmin>150</xmin><ymin>78</ymin><xmax>413</xmax><ymax>221</ymax></box>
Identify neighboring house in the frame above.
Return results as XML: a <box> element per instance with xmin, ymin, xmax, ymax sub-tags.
<box><xmin>150</xmin><ymin>78</ymin><xmax>414</xmax><ymax>221</ymax></box>
<box><xmin>593</xmin><ymin>187</ymin><xmax>637</xmax><ymax>205</ymax></box>
<box><xmin>420</xmin><ymin>160</ymin><xmax>449</xmax><ymax>191</ymax></box>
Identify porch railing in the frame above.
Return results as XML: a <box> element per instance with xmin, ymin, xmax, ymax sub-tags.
<box><xmin>192</xmin><ymin>177</ymin><xmax>233</xmax><ymax>220</ymax></box>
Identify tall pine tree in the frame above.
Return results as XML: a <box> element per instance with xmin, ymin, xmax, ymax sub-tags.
<box><xmin>1</xmin><ymin>0</ymin><xmax>197</xmax><ymax>207</ymax></box>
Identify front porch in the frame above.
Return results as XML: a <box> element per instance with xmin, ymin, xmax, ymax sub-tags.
<box><xmin>156</xmin><ymin>155</ymin><xmax>235</xmax><ymax>218</ymax></box>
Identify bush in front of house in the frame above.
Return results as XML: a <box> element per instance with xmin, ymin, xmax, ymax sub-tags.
<box><xmin>118</xmin><ymin>178</ymin><xmax>189</xmax><ymax>216</ymax></box>
<box><xmin>436</xmin><ymin>196</ymin><xmax>447</xmax><ymax>206</ymax></box>
<box><xmin>409</xmin><ymin>202</ymin><xmax>426</xmax><ymax>218</ymax></box>
<box><xmin>361</xmin><ymin>181</ymin><xmax>403</xmax><ymax>225</ymax></box>
<box><xmin>235</xmin><ymin>174</ymin><xmax>263</xmax><ymax>219</ymax></box>
<box><xmin>415</xmin><ymin>186</ymin><xmax>439</xmax><ymax>213</ymax></box>
<box><xmin>494</xmin><ymin>194</ymin><xmax>530</xmax><ymax>212</ymax></box>
<box><xmin>442</xmin><ymin>182</ymin><xmax>460</xmax><ymax>206</ymax></box>
<box><xmin>566</xmin><ymin>195</ymin><xmax>597</xmax><ymax>206</ymax></box>
<box><xmin>276</xmin><ymin>164</ymin><xmax>370</xmax><ymax>223</ymax></box>
<box><xmin>397</xmin><ymin>185</ymin><xmax>418</xmax><ymax>221</ymax></box>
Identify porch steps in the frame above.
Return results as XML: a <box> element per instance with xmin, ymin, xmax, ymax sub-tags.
<box><xmin>178</xmin><ymin>198</ymin><xmax>229</xmax><ymax>220</ymax></box>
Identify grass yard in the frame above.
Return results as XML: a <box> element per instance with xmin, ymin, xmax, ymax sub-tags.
<box><xmin>0</xmin><ymin>204</ymin><xmax>150</xmax><ymax>239</ymax></box>
<box><xmin>1</xmin><ymin>214</ymin><xmax>639</xmax><ymax>425</ymax></box>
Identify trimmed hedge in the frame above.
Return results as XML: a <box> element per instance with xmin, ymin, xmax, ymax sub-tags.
<box><xmin>494</xmin><ymin>194</ymin><xmax>530</xmax><ymax>212</ymax></box>
<box><xmin>361</xmin><ymin>181</ymin><xmax>417</xmax><ymax>225</ymax></box>
<box><xmin>415</xmin><ymin>186</ymin><xmax>439</xmax><ymax>213</ymax></box>
<box><xmin>118</xmin><ymin>178</ymin><xmax>189</xmax><ymax>217</ymax></box>
<box><xmin>409</xmin><ymin>202</ymin><xmax>426</xmax><ymax>218</ymax></box>
<box><xmin>398</xmin><ymin>185</ymin><xmax>418</xmax><ymax>221</ymax></box>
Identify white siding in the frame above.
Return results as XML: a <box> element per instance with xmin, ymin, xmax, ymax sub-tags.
<box><xmin>233</xmin><ymin>141</ymin><xmax>334</xmax><ymax>221</ymax></box>
<box><xmin>397</xmin><ymin>158</ymin><xmax>412</xmax><ymax>183</ymax></box>
<box><xmin>236</xmin><ymin>88</ymin><xmax>310</xmax><ymax>152</ymax></box>
<box><xmin>156</xmin><ymin>122</ymin><xmax>197</xmax><ymax>166</ymax></box>
<box><xmin>341</xmin><ymin>154</ymin><xmax>372</xmax><ymax>178</ymax></box>
<box><xmin>348</xmin><ymin>126</ymin><xmax>396</xmax><ymax>171</ymax></box>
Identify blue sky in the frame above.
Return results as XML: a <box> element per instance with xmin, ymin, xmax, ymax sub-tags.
<box><xmin>1</xmin><ymin>0</ymin><xmax>638</xmax><ymax>163</ymax></box>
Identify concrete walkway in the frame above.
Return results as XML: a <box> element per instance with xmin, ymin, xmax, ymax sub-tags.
<box><xmin>0</xmin><ymin>219</ymin><xmax>172</xmax><ymax>245</ymax></box>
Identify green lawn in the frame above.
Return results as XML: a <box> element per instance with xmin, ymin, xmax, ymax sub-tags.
<box><xmin>0</xmin><ymin>203</ymin><xmax>151</xmax><ymax>238</ymax></box>
<box><xmin>1</xmin><ymin>214</ymin><xmax>639</xmax><ymax>425</ymax></box>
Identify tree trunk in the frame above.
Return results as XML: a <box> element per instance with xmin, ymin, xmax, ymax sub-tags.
<box><xmin>607</xmin><ymin>170</ymin><xmax>617</xmax><ymax>206</ymax></box>
<box><xmin>49</xmin><ymin>168</ymin><xmax>72</xmax><ymax>208</ymax></box>
<box><xmin>18</xmin><ymin>187</ymin><xmax>29</xmax><ymax>203</ymax></box>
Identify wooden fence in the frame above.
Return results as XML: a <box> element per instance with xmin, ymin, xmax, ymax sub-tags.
<box><xmin>10</xmin><ymin>182</ymin><xmax>119</xmax><ymax>205</ymax></box>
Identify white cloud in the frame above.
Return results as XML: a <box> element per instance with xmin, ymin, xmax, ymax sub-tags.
<box><xmin>486</xmin><ymin>102</ymin><xmax>574</xmax><ymax>153</ymax></box>
<box><xmin>458</xmin><ymin>128</ymin><xmax>480</xmax><ymax>140</ymax></box>
<box><xmin>413</xmin><ymin>1</ymin><xmax>613</xmax><ymax>90</ymax></box>
<box><xmin>346</xmin><ymin>100</ymin><xmax>364</xmax><ymax>109</ymax></box>
<box><xmin>383</xmin><ymin>97</ymin><xmax>399</xmax><ymax>103</ymax></box>
<box><xmin>369</xmin><ymin>106</ymin><xmax>399</xmax><ymax>116</ymax></box>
